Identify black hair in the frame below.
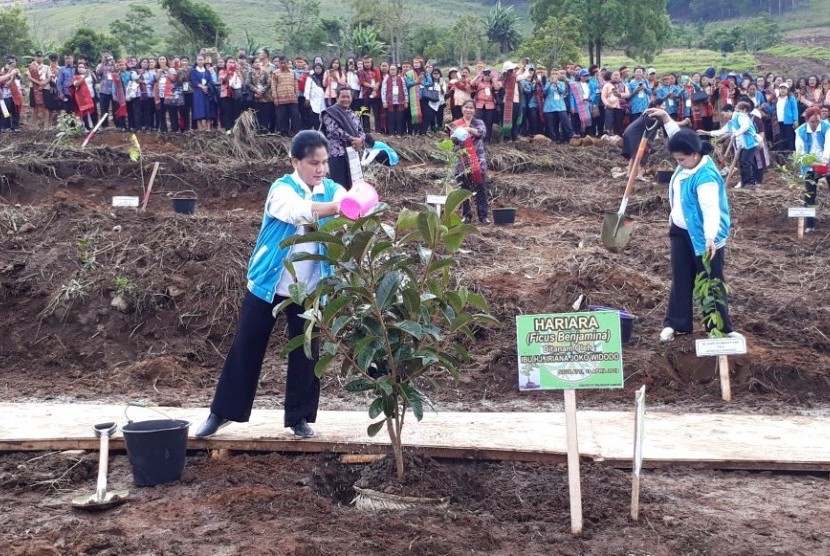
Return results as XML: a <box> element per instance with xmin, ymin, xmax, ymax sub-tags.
<box><xmin>335</xmin><ymin>84</ymin><xmax>352</xmax><ymax>97</ymax></box>
<box><xmin>721</xmin><ymin>104</ymin><xmax>735</xmax><ymax>113</ymax></box>
<box><xmin>648</xmin><ymin>98</ymin><xmax>665</xmax><ymax>109</ymax></box>
<box><xmin>48</xmin><ymin>53</ymin><xmax>58</xmax><ymax>62</ymax></box>
<box><xmin>364</xmin><ymin>134</ymin><xmax>375</xmax><ymax>148</ymax></box>
<box><xmin>668</xmin><ymin>128</ymin><xmax>713</xmax><ymax>156</ymax></box>
<box><xmin>290</xmin><ymin>130</ymin><xmax>329</xmax><ymax>159</ymax></box>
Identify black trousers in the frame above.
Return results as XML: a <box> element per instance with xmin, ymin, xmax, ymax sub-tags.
<box><xmin>604</xmin><ymin>107</ymin><xmax>625</xmax><ymax>136</ymax></box>
<box><xmin>545</xmin><ymin>111</ymin><xmax>574</xmax><ymax>142</ymax></box>
<box><xmin>98</xmin><ymin>93</ymin><xmax>112</xmax><ymax>127</ymax></box>
<box><xmin>275</xmin><ymin>103</ymin><xmax>300</xmax><ymax>135</ymax></box>
<box><xmin>253</xmin><ymin>102</ymin><xmax>274</xmax><ymax>133</ymax></box>
<box><xmin>739</xmin><ymin>146</ymin><xmax>757</xmax><ymax>186</ymax></box>
<box><xmin>0</xmin><ymin>99</ymin><xmax>20</xmax><ymax>130</ymax></box>
<box><xmin>778</xmin><ymin>125</ymin><xmax>795</xmax><ymax>152</ymax></box>
<box><xmin>182</xmin><ymin>92</ymin><xmax>193</xmax><ymax>130</ymax></box>
<box><xmin>804</xmin><ymin>171</ymin><xmax>829</xmax><ymax>229</ymax></box>
<box><xmin>475</xmin><ymin>108</ymin><xmax>496</xmax><ymax>142</ymax></box>
<box><xmin>387</xmin><ymin>106</ymin><xmax>405</xmax><ymax>135</ymax></box>
<box><xmin>664</xmin><ymin>224</ymin><xmax>733</xmax><ymax>334</ymax></box>
<box><xmin>328</xmin><ymin>154</ymin><xmax>351</xmax><ymax>190</ymax></box>
<box><xmin>211</xmin><ymin>292</ymin><xmax>320</xmax><ymax>427</ymax></box>
<box><xmin>458</xmin><ymin>174</ymin><xmax>488</xmax><ymax>222</ymax></box>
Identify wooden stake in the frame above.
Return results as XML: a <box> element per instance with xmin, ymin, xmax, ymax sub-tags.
<box><xmin>718</xmin><ymin>355</ymin><xmax>731</xmax><ymax>402</ymax></box>
<box><xmin>340</xmin><ymin>454</ymin><xmax>384</xmax><ymax>465</ymax></box>
<box><xmin>81</xmin><ymin>113</ymin><xmax>109</xmax><ymax>149</ymax></box>
<box><xmin>630</xmin><ymin>385</ymin><xmax>646</xmax><ymax>521</ymax></box>
<box><xmin>798</xmin><ymin>217</ymin><xmax>805</xmax><ymax>238</ymax></box>
<box><xmin>141</xmin><ymin>162</ymin><xmax>161</xmax><ymax>211</ymax></box>
<box><xmin>563</xmin><ymin>389</ymin><xmax>583</xmax><ymax>535</ymax></box>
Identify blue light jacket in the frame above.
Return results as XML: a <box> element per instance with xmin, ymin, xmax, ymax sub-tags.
<box><xmin>542</xmin><ymin>81</ymin><xmax>567</xmax><ymax>113</ymax></box>
<box><xmin>669</xmin><ymin>157</ymin><xmax>730</xmax><ymax>256</ymax></box>
<box><xmin>246</xmin><ymin>175</ymin><xmax>342</xmax><ymax>303</ymax></box>
<box><xmin>627</xmin><ymin>79</ymin><xmax>652</xmax><ymax>114</ymax></box>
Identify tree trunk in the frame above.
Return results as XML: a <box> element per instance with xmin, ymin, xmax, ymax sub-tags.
<box><xmin>595</xmin><ymin>39</ymin><xmax>602</xmax><ymax>68</ymax></box>
<box><xmin>588</xmin><ymin>40</ymin><xmax>594</xmax><ymax>66</ymax></box>
<box><xmin>386</xmin><ymin>416</ymin><xmax>405</xmax><ymax>479</ymax></box>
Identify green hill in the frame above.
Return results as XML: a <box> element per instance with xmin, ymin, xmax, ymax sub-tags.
<box><xmin>22</xmin><ymin>0</ymin><xmax>531</xmax><ymax>53</ymax></box>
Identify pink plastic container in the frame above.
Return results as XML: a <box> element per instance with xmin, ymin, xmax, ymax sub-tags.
<box><xmin>340</xmin><ymin>181</ymin><xmax>379</xmax><ymax>220</ymax></box>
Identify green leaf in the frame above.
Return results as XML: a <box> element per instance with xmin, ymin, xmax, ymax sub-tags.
<box><xmin>280</xmin><ymin>231</ymin><xmax>342</xmax><ymax>248</ymax></box>
<box><xmin>401</xmin><ymin>384</ymin><xmax>424</xmax><ymax>421</ymax></box>
<box><xmin>417</xmin><ymin>211</ymin><xmax>438</xmax><ymax>246</ymax></box>
<box><xmin>356</xmin><ymin>345</ymin><xmax>379</xmax><ymax>371</ymax></box>
<box><xmin>367</xmin><ymin>419</ymin><xmax>386</xmax><ymax>437</ymax></box>
<box><xmin>320</xmin><ymin>217</ymin><xmax>352</xmax><ymax>232</ymax></box>
<box><xmin>288</xmin><ymin>282</ymin><xmax>307</xmax><ymax>306</ymax></box>
<box><xmin>346</xmin><ymin>230</ymin><xmax>375</xmax><ymax>261</ymax></box>
<box><xmin>272</xmin><ymin>297</ymin><xmax>294</xmax><ymax>318</ymax></box>
<box><xmin>466</xmin><ymin>292</ymin><xmax>489</xmax><ymax>312</ymax></box>
<box><xmin>443</xmin><ymin>188</ymin><xmax>472</xmax><ymax>220</ymax></box>
<box><xmin>376</xmin><ymin>376</ymin><xmax>394</xmax><ymax>396</ymax></box>
<box><xmin>322</xmin><ymin>296</ymin><xmax>351</xmax><ymax>324</ymax></box>
<box><xmin>368</xmin><ymin>397</ymin><xmax>384</xmax><ymax>419</ymax></box>
<box><xmin>314</xmin><ymin>354</ymin><xmax>335</xmax><ymax>378</ymax></box>
<box><xmin>401</xmin><ymin>287</ymin><xmax>421</xmax><ymax>317</ymax></box>
<box><xmin>392</xmin><ymin>320</ymin><xmax>423</xmax><ymax>339</ymax></box>
<box><xmin>331</xmin><ymin>315</ymin><xmax>351</xmax><ymax>336</ymax></box>
<box><xmin>323</xmin><ymin>341</ymin><xmax>338</xmax><ymax>356</ymax></box>
<box><xmin>370</xmin><ymin>240</ymin><xmax>394</xmax><ymax>259</ymax></box>
<box><xmin>396</xmin><ymin>208</ymin><xmax>419</xmax><ymax>232</ymax></box>
<box><xmin>279</xmin><ymin>334</ymin><xmax>307</xmax><ymax>358</ymax></box>
<box><xmin>376</xmin><ymin>271</ymin><xmax>401</xmax><ymax>310</ymax></box>
<box><xmin>345</xmin><ymin>378</ymin><xmax>376</xmax><ymax>392</ymax></box>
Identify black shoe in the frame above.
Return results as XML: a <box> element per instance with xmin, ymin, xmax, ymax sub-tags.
<box><xmin>290</xmin><ymin>420</ymin><xmax>315</xmax><ymax>439</ymax></box>
<box><xmin>195</xmin><ymin>413</ymin><xmax>231</xmax><ymax>437</ymax></box>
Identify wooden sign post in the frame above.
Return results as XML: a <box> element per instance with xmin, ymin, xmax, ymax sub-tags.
<box><xmin>630</xmin><ymin>385</ymin><xmax>646</xmax><ymax>521</ymax></box>
<box><xmin>426</xmin><ymin>194</ymin><xmax>447</xmax><ymax>217</ymax></box>
<box><xmin>695</xmin><ymin>336</ymin><xmax>747</xmax><ymax>401</ymax></box>
<box><xmin>516</xmin><ymin>311</ymin><xmax>625</xmax><ymax>535</ymax></box>
<box><xmin>788</xmin><ymin>207</ymin><xmax>816</xmax><ymax>238</ymax></box>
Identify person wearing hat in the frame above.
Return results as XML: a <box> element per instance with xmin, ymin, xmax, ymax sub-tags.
<box><xmin>27</xmin><ymin>51</ymin><xmax>50</xmax><ymax>129</ymax></box>
<box><xmin>569</xmin><ymin>68</ymin><xmax>594</xmax><ymax>136</ymax></box>
<box><xmin>794</xmin><ymin>106</ymin><xmax>830</xmax><ymax>231</ymax></box>
<box><xmin>775</xmin><ymin>82</ymin><xmax>799</xmax><ymax>152</ymax></box>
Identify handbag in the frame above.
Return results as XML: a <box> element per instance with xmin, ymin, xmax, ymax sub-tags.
<box><xmin>422</xmin><ymin>88</ymin><xmax>440</xmax><ymax>102</ymax></box>
<box><xmin>591</xmin><ymin>104</ymin><xmax>600</xmax><ymax>119</ymax></box>
<box><xmin>125</xmin><ymin>81</ymin><xmax>140</xmax><ymax>100</ymax></box>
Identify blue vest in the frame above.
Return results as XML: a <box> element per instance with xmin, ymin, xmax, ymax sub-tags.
<box><xmin>796</xmin><ymin>120</ymin><xmax>830</xmax><ymax>173</ymax></box>
<box><xmin>670</xmin><ymin>157</ymin><xmax>730</xmax><ymax>256</ymax></box>
<box><xmin>728</xmin><ymin>112</ymin><xmax>759</xmax><ymax>150</ymax></box>
<box><xmin>246</xmin><ymin>175</ymin><xmax>342</xmax><ymax>303</ymax></box>
<box><xmin>373</xmin><ymin>141</ymin><xmax>399</xmax><ymax>165</ymax></box>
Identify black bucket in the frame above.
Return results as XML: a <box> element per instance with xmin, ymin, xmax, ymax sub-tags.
<box><xmin>588</xmin><ymin>305</ymin><xmax>636</xmax><ymax>344</ymax></box>
<box><xmin>171</xmin><ymin>190</ymin><xmax>197</xmax><ymax>215</ymax></box>
<box><xmin>122</xmin><ymin>419</ymin><xmax>190</xmax><ymax>486</ymax></box>
<box><xmin>492</xmin><ymin>207</ymin><xmax>517</xmax><ymax>225</ymax></box>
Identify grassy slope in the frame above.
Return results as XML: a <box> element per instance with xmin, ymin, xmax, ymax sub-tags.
<box><xmin>25</xmin><ymin>0</ymin><xmax>531</xmax><ymax>50</ymax></box>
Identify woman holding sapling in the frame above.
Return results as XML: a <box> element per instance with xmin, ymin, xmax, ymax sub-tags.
<box><xmin>644</xmin><ymin>108</ymin><xmax>743</xmax><ymax>343</ymax></box>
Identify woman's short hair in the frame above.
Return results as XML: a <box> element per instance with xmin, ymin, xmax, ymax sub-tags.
<box><xmin>461</xmin><ymin>99</ymin><xmax>475</xmax><ymax>109</ymax></box>
<box><xmin>668</xmin><ymin>128</ymin><xmax>713</xmax><ymax>156</ymax></box>
<box><xmin>335</xmin><ymin>85</ymin><xmax>352</xmax><ymax>97</ymax></box>
<box><xmin>291</xmin><ymin>130</ymin><xmax>329</xmax><ymax>159</ymax></box>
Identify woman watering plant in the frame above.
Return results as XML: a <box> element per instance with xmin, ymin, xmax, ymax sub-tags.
<box><xmin>645</xmin><ymin>108</ymin><xmax>744</xmax><ymax>343</ymax></box>
<box><xmin>196</xmin><ymin>130</ymin><xmax>346</xmax><ymax>439</ymax></box>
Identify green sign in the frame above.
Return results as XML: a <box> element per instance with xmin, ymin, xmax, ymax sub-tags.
<box><xmin>516</xmin><ymin>311</ymin><xmax>624</xmax><ymax>390</ymax></box>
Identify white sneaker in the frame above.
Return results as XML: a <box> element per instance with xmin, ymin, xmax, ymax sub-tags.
<box><xmin>805</xmin><ymin>227</ymin><xmax>815</xmax><ymax>233</ymax></box>
<box><xmin>727</xmin><ymin>331</ymin><xmax>744</xmax><ymax>339</ymax></box>
<box><xmin>659</xmin><ymin>327</ymin><xmax>675</xmax><ymax>342</ymax></box>
<box><xmin>733</xmin><ymin>182</ymin><xmax>742</xmax><ymax>189</ymax></box>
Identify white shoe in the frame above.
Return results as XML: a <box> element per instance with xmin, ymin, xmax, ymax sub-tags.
<box><xmin>659</xmin><ymin>327</ymin><xmax>675</xmax><ymax>342</ymax></box>
<box><xmin>805</xmin><ymin>227</ymin><xmax>815</xmax><ymax>233</ymax></box>
<box><xmin>727</xmin><ymin>331</ymin><xmax>744</xmax><ymax>339</ymax></box>
<box><xmin>733</xmin><ymin>182</ymin><xmax>742</xmax><ymax>189</ymax></box>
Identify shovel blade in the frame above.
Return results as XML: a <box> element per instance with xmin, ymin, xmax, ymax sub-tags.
<box><xmin>601</xmin><ymin>212</ymin><xmax>636</xmax><ymax>251</ymax></box>
<box><xmin>72</xmin><ymin>489</ymin><xmax>129</xmax><ymax>511</ymax></box>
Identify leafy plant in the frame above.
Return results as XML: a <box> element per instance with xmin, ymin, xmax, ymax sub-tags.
<box><xmin>435</xmin><ymin>139</ymin><xmax>461</xmax><ymax>195</ymax></box>
<box><xmin>55</xmin><ymin>113</ymin><xmax>83</xmax><ymax>143</ymax></box>
<box><xmin>276</xmin><ymin>194</ymin><xmax>498</xmax><ymax>479</ymax></box>
<box><xmin>129</xmin><ymin>133</ymin><xmax>147</xmax><ymax>198</ymax></box>
<box><xmin>113</xmin><ymin>276</ymin><xmax>136</xmax><ymax>296</ymax></box>
<box><xmin>692</xmin><ymin>252</ymin><xmax>729</xmax><ymax>337</ymax></box>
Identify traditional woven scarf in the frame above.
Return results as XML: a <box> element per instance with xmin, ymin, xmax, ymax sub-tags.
<box><xmin>384</xmin><ymin>75</ymin><xmax>405</xmax><ymax>107</ymax></box>
<box><xmin>324</xmin><ymin>102</ymin><xmax>360</xmax><ymax>138</ymax></box>
<box><xmin>501</xmin><ymin>70</ymin><xmax>516</xmax><ymax>137</ymax></box>
<box><xmin>112</xmin><ymin>71</ymin><xmax>127</xmax><ymax>118</ymax></box>
<box><xmin>452</xmin><ymin>118</ymin><xmax>483</xmax><ymax>185</ymax></box>
<box><xmin>28</xmin><ymin>62</ymin><xmax>44</xmax><ymax>106</ymax></box>
<box><xmin>154</xmin><ymin>71</ymin><xmax>174</xmax><ymax>104</ymax></box>
<box><xmin>6</xmin><ymin>73</ymin><xmax>23</xmax><ymax>109</ymax></box>
<box><xmin>534</xmin><ymin>83</ymin><xmax>544</xmax><ymax>119</ymax></box>
<box><xmin>568</xmin><ymin>80</ymin><xmax>592</xmax><ymax>129</ymax></box>
<box><xmin>685</xmin><ymin>84</ymin><xmax>700</xmax><ymax>129</ymax></box>
<box><xmin>406</xmin><ymin>70</ymin><xmax>422</xmax><ymax>124</ymax></box>
<box><xmin>71</xmin><ymin>75</ymin><xmax>95</xmax><ymax>116</ymax></box>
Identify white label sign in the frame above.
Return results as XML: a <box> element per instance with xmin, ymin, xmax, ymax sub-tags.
<box><xmin>426</xmin><ymin>195</ymin><xmax>447</xmax><ymax>205</ymax></box>
<box><xmin>788</xmin><ymin>207</ymin><xmax>816</xmax><ymax>218</ymax></box>
<box><xmin>695</xmin><ymin>337</ymin><xmax>747</xmax><ymax>357</ymax></box>
<box><xmin>112</xmin><ymin>196</ymin><xmax>140</xmax><ymax>208</ymax></box>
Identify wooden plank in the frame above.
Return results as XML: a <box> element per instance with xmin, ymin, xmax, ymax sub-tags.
<box><xmin>0</xmin><ymin>404</ymin><xmax>828</xmax><ymax>471</ymax></box>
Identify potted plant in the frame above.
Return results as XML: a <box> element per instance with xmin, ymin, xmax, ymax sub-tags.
<box><xmin>276</xmin><ymin>190</ymin><xmax>498</xmax><ymax>482</ymax></box>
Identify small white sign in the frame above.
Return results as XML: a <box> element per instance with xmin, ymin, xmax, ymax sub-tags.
<box><xmin>695</xmin><ymin>337</ymin><xmax>747</xmax><ymax>357</ymax></box>
<box><xmin>426</xmin><ymin>194</ymin><xmax>447</xmax><ymax>205</ymax></box>
<box><xmin>788</xmin><ymin>207</ymin><xmax>816</xmax><ymax>218</ymax></box>
<box><xmin>112</xmin><ymin>196</ymin><xmax>140</xmax><ymax>208</ymax></box>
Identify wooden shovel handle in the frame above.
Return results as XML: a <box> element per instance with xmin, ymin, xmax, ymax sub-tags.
<box><xmin>620</xmin><ymin>136</ymin><xmax>649</xmax><ymax>203</ymax></box>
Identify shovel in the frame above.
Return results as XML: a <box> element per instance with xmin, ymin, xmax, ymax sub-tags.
<box><xmin>601</xmin><ymin>129</ymin><xmax>650</xmax><ymax>251</ymax></box>
<box><xmin>71</xmin><ymin>422</ymin><xmax>129</xmax><ymax>511</ymax></box>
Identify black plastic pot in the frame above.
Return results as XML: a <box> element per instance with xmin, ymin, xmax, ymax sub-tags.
<box><xmin>492</xmin><ymin>207</ymin><xmax>517</xmax><ymax>225</ymax></box>
<box><xmin>122</xmin><ymin>419</ymin><xmax>190</xmax><ymax>486</ymax></box>
<box><xmin>171</xmin><ymin>190</ymin><xmax>198</xmax><ymax>215</ymax></box>
<box><xmin>587</xmin><ymin>305</ymin><xmax>636</xmax><ymax>344</ymax></box>
<box><xmin>656</xmin><ymin>170</ymin><xmax>674</xmax><ymax>185</ymax></box>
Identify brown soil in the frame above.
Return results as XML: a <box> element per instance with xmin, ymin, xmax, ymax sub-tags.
<box><xmin>2</xmin><ymin>129</ymin><xmax>830</xmax><ymax>554</ymax></box>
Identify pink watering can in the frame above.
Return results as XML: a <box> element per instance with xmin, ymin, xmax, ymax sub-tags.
<box><xmin>340</xmin><ymin>181</ymin><xmax>379</xmax><ymax>220</ymax></box>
